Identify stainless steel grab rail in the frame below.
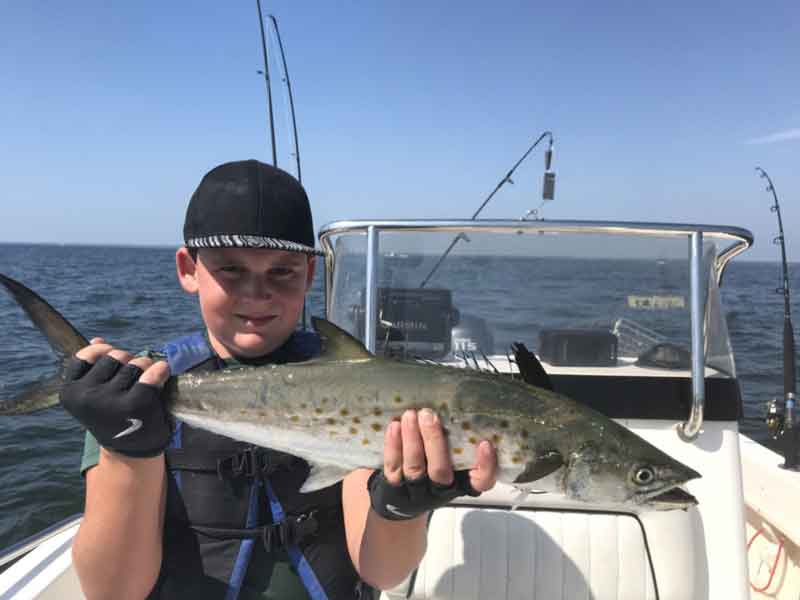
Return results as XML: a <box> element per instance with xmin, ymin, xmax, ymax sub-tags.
<box><xmin>318</xmin><ymin>219</ymin><xmax>753</xmax><ymax>442</ymax></box>
<box><xmin>681</xmin><ymin>232</ymin><xmax>706</xmax><ymax>440</ymax></box>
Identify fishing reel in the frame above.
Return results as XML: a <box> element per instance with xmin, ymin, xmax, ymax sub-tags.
<box><xmin>765</xmin><ymin>398</ymin><xmax>784</xmax><ymax>440</ymax></box>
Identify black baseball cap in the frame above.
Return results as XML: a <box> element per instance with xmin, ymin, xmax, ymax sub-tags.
<box><xmin>183</xmin><ymin>160</ymin><xmax>323</xmax><ymax>256</ymax></box>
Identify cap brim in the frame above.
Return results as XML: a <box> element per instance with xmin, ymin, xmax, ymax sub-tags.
<box><xmin>185</xmin><ymin>235</ymin><xmax>324</xmax><ymax>256</ymax></box>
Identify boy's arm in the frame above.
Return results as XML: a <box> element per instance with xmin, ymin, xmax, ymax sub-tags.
<box><xmin>64</xmin><ymin>340</ymin><xmax>172</xmax><ymax>600</ymax></box>
<box><xmin>74</xmin><ymin>450</ymin><xmax>166</xmax><ymax>600</ymax></box>
<box><xmin>342</xmin><ymin>409</ymin><xmax>497</xmax><ymax>590</ymax></box>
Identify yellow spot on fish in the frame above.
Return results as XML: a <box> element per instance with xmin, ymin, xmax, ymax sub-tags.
<box><xmin>468</xmin><ymin>436</ymin><xmax>478</xmax><ymax>445</ymax></box>
<box><xmin>461</xmin><ymin>422</ymin><xmax>471</xmax><ymax>431</ymax></box>
<box><xmin>340</xmin><ymin>408</ymin><xmax>350</xmax><ymax>417</ymax></box>
<box><xmin>315</xmin><ymin>408</ymin><xmax>323</xmax><ymax>414</ymax></box>
<box><xmin>512</xmin><ymin>455</ymin><xmax>522</xmax><ymax>464</ymax></box>
<box><xmin>439</xmin><ymin>402</ymin><xmax>449</xmax><ymax>411</ymax></box>
<box><xmin>371</xmin><ymin>423</ymin><xmax>382</xmax><ymax>432</ymax></box>
<box><xmin>300</xmin><ymin>403</ymin><xmax>307</xmax><ymax>410</ymax></box>
<box><xmin>453</xmin><ymin>447</ymin><xmax>463</xmax><ymax>455</ymax></box>
<box><xmin>322</xmin><ymin>397</ymin><xmax>329</xmax><ymax>404</ymax></box>
<box><xmin>290</xmin><ymin>415</ymin><xmax>299</xmax><ymax>423</ymax></box>
<box><xmin>373</xmin><ymin>408</ymin><xmax>383</xmax><ymax>416</ymax></box>
<box><xmin>394</xmin><ymin>395</ymin><xmax>403</xmax><ymax>404</ymax></box>
<box><xmin>352</xmin><ymin>417</ymin><xmax>361</xmax><ymax>424</ymax></box>
<box><xmin>362</xmin><ymin>438</ymin><xmax>370</xmax><ymax>445</ymax></box>
<box><xmin>492</xmin><ymin>434</ymin><xmax>502</xmax><ymax>445</ymax></box>
<box><xmin>326</xmin><ymin>418</ymin><xmax>337</xmax><ymax>426</ymax></box>
<box><xmin>349</xmin><ymin>427</ymin><xmax>358</xmax><ymax>435</ymax></box>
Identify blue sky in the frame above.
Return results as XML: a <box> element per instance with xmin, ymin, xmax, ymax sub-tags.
<box><xmin>1</xmin><ymin>1</ymin><xmax>798</xmax><ymax>260</ymax></box>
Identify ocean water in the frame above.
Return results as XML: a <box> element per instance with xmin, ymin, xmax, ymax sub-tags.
<box><xmin>0</xmin><ymin>243</ymin><xmax>797</xmax><ymax>552</ymax></box>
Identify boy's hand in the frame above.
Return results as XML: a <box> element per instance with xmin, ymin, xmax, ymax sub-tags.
<box><xmin>60</xmin><ymin>338</ymin><xmax>172</xmax><ymax>458</ymax></box>
<box><xmin>368</xmin><ymin>408</ymin><xmax>498</xmax><ymax>520</ymax></box>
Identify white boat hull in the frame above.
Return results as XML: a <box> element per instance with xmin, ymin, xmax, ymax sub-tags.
<box><xmin>5</xmin><ymin>426</ymin><xmax>798</xmax><ymax>599</ymax></box>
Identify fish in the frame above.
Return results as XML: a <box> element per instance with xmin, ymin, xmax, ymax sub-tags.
<box><xmin>0</xmin><ymin>272</ymin><xmax>700</xmax><ymax>509</ymax></box>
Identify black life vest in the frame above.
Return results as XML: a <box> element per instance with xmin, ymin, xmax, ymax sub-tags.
<box><xmin>146</xmin><ymin>331</ymin><xmax>368</xmax><ymax>600</ymax></box>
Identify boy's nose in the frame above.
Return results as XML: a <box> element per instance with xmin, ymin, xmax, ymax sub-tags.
<box><xmin>241</xmin><ymin>274</ymin><xmax>273</xmax><ymax>299</ymax></box>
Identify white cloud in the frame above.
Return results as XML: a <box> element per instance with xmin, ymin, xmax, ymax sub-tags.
<box><xmin>745</xmin><ymin>128</ymin><xmax>800</xmax><ymax>145</ymax></box>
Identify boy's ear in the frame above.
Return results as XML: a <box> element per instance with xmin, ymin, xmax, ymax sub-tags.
<box><xmin>305</xmin><ymin>256</ymin><xmax>317</xmax><ymax>292</ymax></box>
<box><xmin>176</xmin><ymin>247</ymin><xmax>199</xmax><ymax>294</ymax></box>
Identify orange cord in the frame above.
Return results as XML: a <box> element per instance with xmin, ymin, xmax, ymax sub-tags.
<box><xmin>747</xmin><ymin>528</ymin><xmax>784</xmax><ymax>593</ymax></box>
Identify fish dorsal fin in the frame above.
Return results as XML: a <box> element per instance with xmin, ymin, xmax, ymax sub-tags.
<box><xmin>312</xmin><ymin>317</ymin><xmax>373</xmax><ymax>360</ymax></box>
<box><xmin>511</xmin><ymin>341</ymin><xmax>554</xmax><ymax>391</ymax></box>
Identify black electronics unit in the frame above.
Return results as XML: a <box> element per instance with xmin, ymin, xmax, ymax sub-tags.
<box><xmin>538</xmin><ymin>328</ymin><xmax>618</xmax><ymax>366</ymax></box>
<box><xmin>354</xmin><ymin>287</ymin><xmax>458</xmax><ymax>359</ymax></box>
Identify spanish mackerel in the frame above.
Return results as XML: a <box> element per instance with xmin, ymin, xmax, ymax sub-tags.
<box><xmin>0</xmin><ymin>273</ymin><xmax>700</xmax><ymax>509</ymax></box>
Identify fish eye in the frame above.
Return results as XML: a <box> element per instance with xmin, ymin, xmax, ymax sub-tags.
<box><xmin>632</xmin><ymin>466</ymin><xmax>655</xmax><ymax>486</ymax></box>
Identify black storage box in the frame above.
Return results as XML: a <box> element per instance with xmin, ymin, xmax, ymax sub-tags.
<box><xmin>538</xmin><ymin>328</ymin><xmax>618</xmax><ymax>366</ymax></box>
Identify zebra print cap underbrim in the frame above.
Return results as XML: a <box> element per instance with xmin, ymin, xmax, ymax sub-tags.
<box><xmin>185</xmin><ymin>235</ymin><xmax>324</xmax><ymax>256</ymax></box>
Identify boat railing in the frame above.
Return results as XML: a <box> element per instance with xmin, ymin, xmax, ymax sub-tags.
<box><xmin>0</xmin><ymin>513</ymin><xmax>82</xmax><ymax>571</ymax></box>
<box><xmin>318</xmin><ymin>219</ymin><xmax>754</xmax><ymax>442</ymax></box>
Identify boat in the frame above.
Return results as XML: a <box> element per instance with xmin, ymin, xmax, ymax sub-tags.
<box><xmin>1</xmin><ymin>218</ymin><xmax>799</xmax><ymax>599</ymax></box>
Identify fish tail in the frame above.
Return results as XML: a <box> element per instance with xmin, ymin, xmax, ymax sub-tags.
<box><xmin>0</xmin><ymin>273</ymin><xmax>89</xmax><ymax>415</ymax></box>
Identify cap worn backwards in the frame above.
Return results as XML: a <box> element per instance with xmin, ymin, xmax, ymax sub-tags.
<box><xmin>183</xmin><ymin>160</ymin><xmax>323</xmax><ymax>256</ymax></box>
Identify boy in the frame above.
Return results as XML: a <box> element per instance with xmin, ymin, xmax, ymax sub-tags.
<box><xmin>61</xmin><ymin>160</ymin><xmax>498</xmax><ymax>600</ymax></box>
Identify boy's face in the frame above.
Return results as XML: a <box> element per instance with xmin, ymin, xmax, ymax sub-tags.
<box><xmin>176</xmin><ymin>247</ymin><xmax>316</xmax><ymax>359</ymax></box>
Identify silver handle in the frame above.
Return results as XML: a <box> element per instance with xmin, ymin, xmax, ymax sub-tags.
<box><xmin>680</xmin><ymin>232</ymin><xmax>705</xmax><ymax>440</ymax></box>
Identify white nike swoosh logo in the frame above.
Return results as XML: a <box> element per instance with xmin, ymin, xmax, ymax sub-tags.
<box><xmin>385</xmin><ymin>504</ymin><xmax>414</xmax><ymax>518</ymax></box>
<box><xmin>113</xmin><ymin>418</ymin><xmax>143</xmax><ymax>439</ymax></box>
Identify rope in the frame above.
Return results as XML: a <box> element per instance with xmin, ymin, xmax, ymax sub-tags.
<box><xmin>747</xmin><ymin>528</ymin><xmax>784</xmax><ymax>593</ymax></box>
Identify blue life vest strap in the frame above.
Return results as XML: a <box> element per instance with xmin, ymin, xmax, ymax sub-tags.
<box><xmin>163</xmin><ymin>332</ymin><xmax>214</xmax><ymax>376</ymax></box>
<box><xmin>160</xmin><ymin>329</ymin><xmax>328</xmax><ymax>600</ymax></box>
<box><xmin>168</xmin><ymin>422</ymin><xmax>184</xmax><ymax>490</ymax></box>
<box><xmin>225</xmin><ymin>482</ymin><xmax>261</xmax><ymax>600</ymax></box>
<box><xmin>265</xmin><ymin>481</ymin><xmax>329</xmax><ymax>600</ymax></box>
<box><xmin>163</xmin><ymin>333</ymin><xmax>212</xmax><ymax>492</ymax></box>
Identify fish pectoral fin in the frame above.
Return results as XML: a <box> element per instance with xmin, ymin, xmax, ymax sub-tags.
<box><xmin>311</xmin><ymin>317</ymin><xmax>373</xmax><ymax>360</ymax></box>
<box><xmin>513</xmin><ymin>450</ymin><xmax>564</xmax><ymax>484</ymax></box>
<box><xmin>300</xmin><ymin>463</ymin><xmax>353</xmax><ymax>493</ymax></box>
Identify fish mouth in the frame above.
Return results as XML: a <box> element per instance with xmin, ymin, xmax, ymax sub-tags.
<box><xmin>637</xmin><ymin>484</ymin><xmax>698</xmax><ymax>509</ymax></box>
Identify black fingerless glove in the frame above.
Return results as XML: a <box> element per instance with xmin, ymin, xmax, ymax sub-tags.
<box><xmin>60</xmin><ymin>356</ymin><xmax>171</xmax><ymax>457</ymax></box>
<box><xmin>367</xmin><ymin>469</ymin><xmax>481</xmax><ymax>521</ymax></box>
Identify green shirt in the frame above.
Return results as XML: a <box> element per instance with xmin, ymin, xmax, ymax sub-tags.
<box><xmin>79</xmin><ymin>347</ymin><xmax>311</xmax><ymax>599</ymax></box>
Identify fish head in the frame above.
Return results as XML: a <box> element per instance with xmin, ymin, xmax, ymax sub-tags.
<box><xmin>560</xmin><ymin>436</ymin><xmax>700</xmax><ymax>509</ymax></box>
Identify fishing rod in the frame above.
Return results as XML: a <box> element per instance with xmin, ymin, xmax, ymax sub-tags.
<box><xmin>254</xmin><ymin>12</ymin><xmax>310</xmax><ymax>327</ymax></box>
<box><xmin>419</xmin><ymin>131</ymin><xmax>555</xmax><ymax>288</ymax></box>
<box><xmin>255</xmin><ymin>0</ymin><xmax>277</xmax><ymax>166</ymax></box>
<box><xmin>757</xmin><ymin>167</ymin><xmax>798</xmax><ymax>470</ymax></box>
<box><xmin>268</xmin><ymin>14</ymin><xmax>302</xmax><ymax>183</ymax></box>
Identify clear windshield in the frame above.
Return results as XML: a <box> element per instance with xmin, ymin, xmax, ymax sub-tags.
<box><xmin>325</xmin><ymin>228</ymin><xmax>736</xmax><ymax>378</ymax></box>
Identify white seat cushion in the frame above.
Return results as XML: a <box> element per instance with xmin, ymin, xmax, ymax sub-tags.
<box><xmin>383</xmin><ymin>507</ymin><xmax>657</xmax><ymax>600</ymax></box>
